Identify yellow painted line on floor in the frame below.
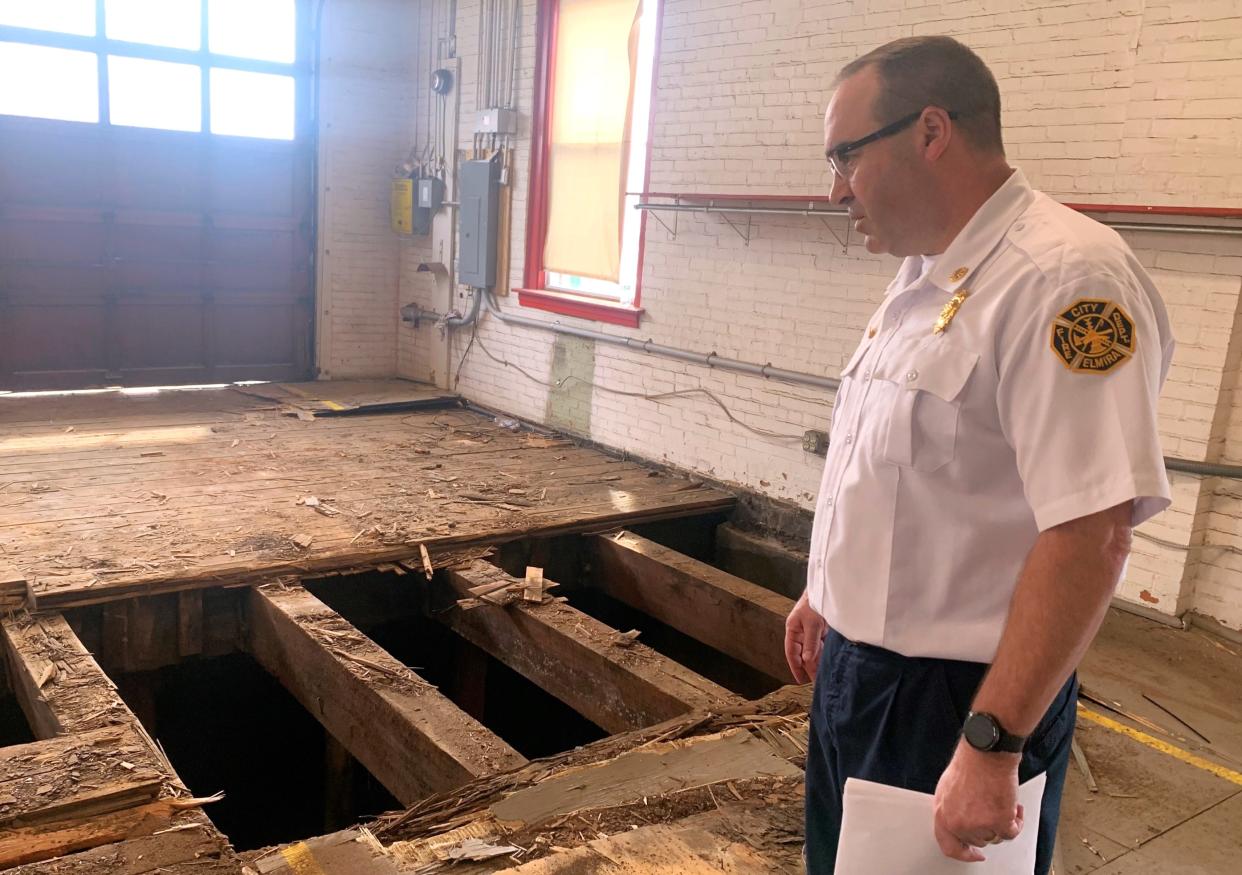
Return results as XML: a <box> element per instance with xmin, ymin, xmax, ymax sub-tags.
<box><xmin>321</xmin><ymin>400</ymin><xmax>348</xmax><ymax>411</ymax></box>
<box><xmin>1078</xmin><ymin>704</ymin><xmax>1242</xmax><ymax>787</ymax></box>
<box><xmin>280</xmin><ymin>843</ymin><xmax>327</xmax><ymax>875</ymax></box>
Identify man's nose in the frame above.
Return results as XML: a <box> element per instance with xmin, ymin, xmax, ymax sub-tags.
<box><xmin>830</xmin><ymin>171</ymin><xmax>853</xmax><ymax>206</ymax></box>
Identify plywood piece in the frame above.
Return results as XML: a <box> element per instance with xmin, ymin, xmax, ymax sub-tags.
<box><xmin>493</xmin><ymin>818</ymin><xmax>778</xmax><ymax>874</ymax></box>
<box><xmin>490</xmin><ymin>729</ymin><xmax>801</xmax><ymax>827</ymax></box>
<box><xmin>236</xmin><ymin>378</ymin><xmax>460</xmax><ymax>416</ymax></box>
<box><xmin>247</xmin><ymin>583</ymin><xmax>526</xmax><ymax>806</ymax></box>
<box><xmin>440</xmin><ymin>562</ymin><xmax>740</xmax><ymax>733</ymax></box>
<box><xmin>251</xmin><ymin>829</ymin><xmax>402</xmax><ymax>875</ymax></box>
<box><xmin>589</xmin><ymin>531</ymin><xmax>794</xmax><ymax>682</ymax></box>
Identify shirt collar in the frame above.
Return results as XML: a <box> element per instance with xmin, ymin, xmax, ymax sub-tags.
<box><xmin>921</xmin><ymin>167</ymin><xmax>1035</xmax><ymax>295</ymax></box>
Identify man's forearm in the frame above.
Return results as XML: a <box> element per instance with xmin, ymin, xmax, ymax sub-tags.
<box><xmin>970</xmin><ymin>502</ymin><xmax>1132</xmax><ymax>736</ymax></box>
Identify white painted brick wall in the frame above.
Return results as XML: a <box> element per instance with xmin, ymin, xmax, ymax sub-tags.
<box><xmin>357</xmin><ymin>0</ymin><xmax>1242</xmax><ymax>629</ymax></box>
<box><xmin>315</xmin><ymin>0</ymin><xmax>419</xmax><ymax>379</ymax></box>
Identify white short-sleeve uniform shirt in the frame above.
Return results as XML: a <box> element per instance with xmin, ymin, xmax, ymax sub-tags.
<box><xmin>806</xmin><ymin>169</ymin><xmax>1174</xmax><ymax>664</ymax></box>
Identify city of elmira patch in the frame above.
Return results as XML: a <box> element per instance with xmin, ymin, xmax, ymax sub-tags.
<box><xmin>1050</xmin><ymin>298</ymin><xmax>1135</xmax><ymax>373</ymax></box>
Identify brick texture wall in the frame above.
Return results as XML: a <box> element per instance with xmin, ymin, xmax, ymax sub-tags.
<box><xmin>328</xmin><ymin>0</ymin><xmax>1242</xmax><ymax>631</ymax></box>
<box><xmin>315</xmin><ymin>0</ymin><xmax>418</xmax><ymax>379</ymax></box>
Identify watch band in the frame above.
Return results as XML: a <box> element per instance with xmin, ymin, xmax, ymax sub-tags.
<box><xmin>963</xmin><ymin>711</ymin><xmax>1027</xmax><ymax>754</ymax></box>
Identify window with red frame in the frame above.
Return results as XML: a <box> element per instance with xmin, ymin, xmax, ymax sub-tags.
<box><xmin>519</xmin><ymin>0</ymin><xmax>660</xmax><ymax>328</ymax></box>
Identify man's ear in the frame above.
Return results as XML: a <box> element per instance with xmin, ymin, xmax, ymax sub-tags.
<box><xmin>920</xmin><ymin>107</ymin><xmax>954</xmax><ymax>162</ymax></box>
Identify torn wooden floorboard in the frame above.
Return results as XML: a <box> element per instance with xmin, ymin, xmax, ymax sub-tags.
<box><xmin>588</xmin><ymin>531</ymin><xmax>795</xmax><ymax>683</ymax></box>
<box><xmin>0</xmin><ymin>612</ymin><xmax>237</xmax><ymax>871</ymax></box>
<box><xmin>247</xmin><ymin>582</ymin><xmax>527</xmax><ymax>806</ymax></box>
<box><xmin>0</xmin><ymin>398</ymin><xmax>732</xmax><ymax>610</ymax></box>
<box><xmin>0</xmin><ymin>820</ymin><xmax>241</xmax><ymax>874</ymax></box>
<box><xmin>0</xmin><ymin>725</ymin><xmax>218</xmax><ymax>870</ymax></box>
<box><xmin>491</xmin><ymin>802</ymin><xmax>804</xmax><ymax>874</ymax></box>
<box><xmin>435</xmin><ymin>562</ymin><xmax>741</xmax><ymax>733</ymax></box>
<box><xmin>369</xmin><ymin>685</ymin><xmax>810</xmax><ymax>874</ymax></box>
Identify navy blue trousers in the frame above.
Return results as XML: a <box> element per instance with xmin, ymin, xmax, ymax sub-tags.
<box><xmin>805</xmin><ymin>630</ymin><xmax>1077</xmax><ymax>875</ymax></box>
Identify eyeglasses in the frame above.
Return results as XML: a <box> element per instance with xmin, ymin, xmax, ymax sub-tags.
<box><xmin>826</xmin><ymin>108</ymin><xmax>959</xmax><ymax>180</ymax></box>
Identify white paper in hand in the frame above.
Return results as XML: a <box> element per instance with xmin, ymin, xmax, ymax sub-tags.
<box><xmin>833</xmin><ymin>771</ymin><xmax>1047</xmax><ymax>874</ymax></box>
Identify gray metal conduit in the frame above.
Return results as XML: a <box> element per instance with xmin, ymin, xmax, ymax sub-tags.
<box><xmin>480</xmin><ymin>290</ymin><xmax>841</xmax><ymax>390</ymax></box>
<box><xmin>403</xmin><ymin>290</ymin><xmax>1242</xmax><ymax>479</ymax></box>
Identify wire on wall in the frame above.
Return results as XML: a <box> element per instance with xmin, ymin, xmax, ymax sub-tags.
<box><xmin>466</xmin><ymin>331</ymin><xmax>807</xmax><ymax>443</ymax></box>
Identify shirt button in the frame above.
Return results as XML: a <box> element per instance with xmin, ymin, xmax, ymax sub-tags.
<box><xmin>845</xmin><ymin>433</ymin><xmax>853</xmax><ymax>444</ymax></box>
<box><xmin>825</xmin><ymin>497</ymin><xmax>833</xmax><ymax>507</ymax></box>
<box><xmin>863</xmin><ymin>370</ymin><xmax>871</xmax><ymax>381</ymax></box>
<box><xmin>906</xmin><ymin>370</ymin><xmax>919</xmax><ymax>381</ymax></box>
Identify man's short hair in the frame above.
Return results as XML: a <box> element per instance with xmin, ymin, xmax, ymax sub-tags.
<box><xmin>837</xmin><ymin>36</ymin><xmax>1004</xmax><ymax>154</ymax></box>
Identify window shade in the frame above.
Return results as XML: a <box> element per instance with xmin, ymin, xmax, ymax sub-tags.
<box><xmin>542</xmin><ymin>0</ymin><xmax>641</xmax><ymax>283</ymax></box>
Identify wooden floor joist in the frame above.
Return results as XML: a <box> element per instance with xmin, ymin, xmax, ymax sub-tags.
<box><xmin>247</xmin><ymin>583</ymin><xmax>527</xmax><ymax>806</ymax></box>
<box><xmin>436</xmin><ymin>562</ymin><xmax>742</xmax><ymax>734</ymax></box>
<box><xmin>589</xmin><ymin>531</ymin><xmax>795</xmax><ymax>683</ymax></box>
<box><xmin>1</xmin><ymin>612</ymin><xmax>147</xmax><ymax>740</ymax></box>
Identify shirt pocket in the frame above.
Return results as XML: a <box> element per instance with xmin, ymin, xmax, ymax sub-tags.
<box><xmin>883</xmin><ymin>344</ymin><xmax>979</xmax><ymax>472</ymax></box>
<box><xmin>830</xmin><ymin>340</ymin><xmax>871</xmax><ymax>436</ymax></box>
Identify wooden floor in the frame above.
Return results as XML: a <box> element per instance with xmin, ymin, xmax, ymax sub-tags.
<box><xmin>0</xmin><ymin>382</ymin><xmax>732</xmax><ymax>610</ymax></box>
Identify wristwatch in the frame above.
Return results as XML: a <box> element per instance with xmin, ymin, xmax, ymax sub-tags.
<box><xmin>962</xmin><ymin>711</ymin><xmax>1027</xmax><ymax>754</ymax></box>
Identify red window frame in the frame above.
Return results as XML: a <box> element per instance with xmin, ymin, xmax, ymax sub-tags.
<box><xmin>517</xmin><ymin>0</ymin><xmax>663</xmax><ymax>328</ymax></box>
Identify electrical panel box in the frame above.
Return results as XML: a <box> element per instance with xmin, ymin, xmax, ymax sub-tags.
<box><xmin>476</xmin><ymin>108</ymin><xmax>519</xmax><ymax>134</ymax></box>
<box><xmin>390</xmin><ymin>177</ymin><xmax>414</xmax><ymax>235</ymax></box>
<box><xmin>458</xmin><ymin>159</ymin><xmax>500</xmax><ymax>288</ymax></box>
<box><xmin>417</xmin><ymin>176</ymin><xmax>444</xmax><ymax>210</ymax></box>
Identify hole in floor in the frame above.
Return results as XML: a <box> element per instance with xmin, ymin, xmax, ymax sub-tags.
<box><xmin>0</xmin><ymin>692</ymin><xmax>35</xmax><ymax>747</ymax></box>
<box><xmin>112</xmin><ymin>653</ymin><xmax>400</xmax><ymax>851</ymax></box>
<box><xmin>565</xmin><ymin>589</ymin><xmax>783</xmax><ymax>700</ymax></box>
<box><xmin>307</xmin><ymin>571</ymin><xmax>609</xmax><ymax>758</ymax></box>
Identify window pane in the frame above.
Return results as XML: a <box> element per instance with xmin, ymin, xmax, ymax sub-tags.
<box><xmin>0</xmin><ymin>0</ymin><xmax>95</xmax><ymax>35</ymax></box>
<box><xmin>108</xmin><ymin>56</ymin><xmax>201</xmax><ymax>132</ymax></box>
<box><xmin>105</xmin><ymin>0</ymin><xmax>201</xmax><ymax>50</ymax></box>
<box><xmin>0</xmin><ymin>42</ymin><xmax>98</xmax><ymax>122</ymax></box>
<box><xmin>210</xmin><ymin>69</ymin><xmax>294</xmax><ymax>139</ymax></box>
<box><xmin>209</xmin><ymin>0</ymin><xmax>295</xmax><ymax>63</ymax></box>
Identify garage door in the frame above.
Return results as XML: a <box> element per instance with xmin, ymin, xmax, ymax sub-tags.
<box><xmin>0</xmin><ymin>0</ymin><xmax>314</xmax><ymax>391</ymax></box>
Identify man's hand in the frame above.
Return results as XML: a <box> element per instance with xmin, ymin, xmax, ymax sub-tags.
<box><xmin>784</xmin><ymin>592</ymin><xmax>827</xmax><ymax>684</ymax></box>
<box><xmin>933</xmin><ymin>742</ymin><xmax>1023</xmax><ymax>862</ymax></box>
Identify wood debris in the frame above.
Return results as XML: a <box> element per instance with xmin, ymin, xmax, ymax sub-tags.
<box><xmin>612</xmin><ymin>629</ymin><xmax>642</xmax><ymax>648</ymax></box>
<box><xmin>524</xmin><ymin>567</ymin><xmax>545</xmax><ymax>603</ymax></box>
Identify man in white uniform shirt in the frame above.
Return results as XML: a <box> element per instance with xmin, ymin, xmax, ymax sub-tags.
<box><xmin>784</xmin><ymin>37</ymin><xmax>1173</xmax><ymax>874</ymax></box>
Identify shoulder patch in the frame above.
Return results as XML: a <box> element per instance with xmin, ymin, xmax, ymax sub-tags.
<box><xmin>1050</xmin><ymin>299</ymin><xmax>1136</xmax><ymax>374</ymax></box>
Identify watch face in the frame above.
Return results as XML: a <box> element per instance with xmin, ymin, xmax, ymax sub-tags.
<box><xmin>964</xmin><ymin>713</ymin><xmax>1000</xmax><ymax>750</ymax></box>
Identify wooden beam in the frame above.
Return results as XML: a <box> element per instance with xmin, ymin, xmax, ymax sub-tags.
<box><xmin>437</xmin><ymin>562</ymin><xmax>740</xmax><ymax>734</ymax></box>
<box><xmin>0</xmin><ymin>565</ymin><xmax>31</xmax><ymax>613</ymax></box>
<box><xmin>1</xmin><ymin>612</ymin><xmax>140</xmax><ymax>738</ymax></box>
<box><xmin>247</xmin><ymin>583</ymin><xmax>526</xmax><ymax>806</ymax></box>
<box><xmin>588</xmin><ymin>531</ymin><xmax>795</xmax><ymax>683</ymax></box>
<box><xmin>177</xmin><ymin>589</ymin><xmax>204</xmax><ymax>657</ymax></box>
